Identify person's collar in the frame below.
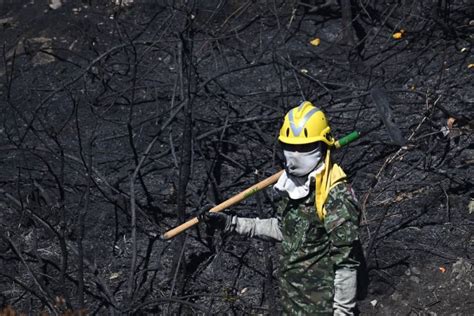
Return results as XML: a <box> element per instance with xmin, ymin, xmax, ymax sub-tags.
<box><xmin>274</xmin><ymin>162</ymin><xmax>325</xmax><ymax>200</ymax></box>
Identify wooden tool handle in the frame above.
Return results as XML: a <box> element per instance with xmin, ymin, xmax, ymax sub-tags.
<box><xmin>160</xmin><ymin>170</ymin><xmax>284</xmax><ymax>240</ymax></box>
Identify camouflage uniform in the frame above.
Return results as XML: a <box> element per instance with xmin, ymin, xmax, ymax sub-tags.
<box><xmin>226</xmin><ymin>181</ymin><xmax>360</xmax><ymax>315</ymax></box>
<box><xmin>279</xmin><ymin>182</ymin><xmax>360</xmax><ymax>315</ymax></box>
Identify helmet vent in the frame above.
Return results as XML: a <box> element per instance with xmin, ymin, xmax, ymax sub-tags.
<box><xmin>304</xmin><ymin>128</ymin><xmax>308</xmax><ymax>137</ymax></box>
<box><xmin>286</xmin><ymin>128</ymin><xmax>290</xmax><ymax>137</ymax></box>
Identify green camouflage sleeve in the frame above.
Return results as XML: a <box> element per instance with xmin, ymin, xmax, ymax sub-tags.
<box><xmin>324</xmin><ymin>182</ymin><xmax>360</xmax><ymax>268</ymax></box>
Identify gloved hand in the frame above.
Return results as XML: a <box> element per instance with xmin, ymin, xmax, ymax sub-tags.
<box><xmin>197</xmin><ymin>205</ymin><xmax>230</xmax><ymax>231</ymax></box>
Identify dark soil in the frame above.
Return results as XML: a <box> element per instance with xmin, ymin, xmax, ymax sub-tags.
<box><xmin>0</xmin><ymin>0</ymin><xmax>473</xmax><ymax>314</ymax></box>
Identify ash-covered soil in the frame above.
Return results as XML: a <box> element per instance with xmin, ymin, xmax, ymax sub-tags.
<box><xmin>0</xmin><ymin>0</ymin><xmax>473</xmax><ymax>314</ymax></box>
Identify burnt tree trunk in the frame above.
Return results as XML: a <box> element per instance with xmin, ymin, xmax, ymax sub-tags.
<box><xmin>169</xmin><ymin>8</ymin><xmax>196</xmax><ymax>308</ymax></box>
<box><xmin>340</xmin><ymin>0</ymin><xmax>355</xmax><ymax>48</ymax></box>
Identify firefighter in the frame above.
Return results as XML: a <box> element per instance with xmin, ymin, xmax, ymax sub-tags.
<box><xmin>201</xmin><ymin>101</ymin><xmax>360</xmax><ymax>315</ymax></box>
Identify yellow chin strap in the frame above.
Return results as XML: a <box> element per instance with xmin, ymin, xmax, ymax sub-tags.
<box><xmin>314</xmin><ymin>148</ymin><xmax>347</xmax><ymax>221</ymax></box>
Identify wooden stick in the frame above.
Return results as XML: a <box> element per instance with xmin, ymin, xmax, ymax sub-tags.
<box><xmin>160</xmin><ymin>170</ymin><xmax>284</xmax><ymax>240</ymax></box>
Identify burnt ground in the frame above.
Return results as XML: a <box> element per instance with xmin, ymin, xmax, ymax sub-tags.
<box><xmin>0</xmin><ymin>0</ymin><xmax>473</xmax><ymax>315</ymax></box>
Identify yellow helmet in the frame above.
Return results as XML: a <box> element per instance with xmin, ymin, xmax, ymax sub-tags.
<box><xmin>278</xmin><ymin>101</ymin><xmax>335</xmax><ymax>145</ymax></box>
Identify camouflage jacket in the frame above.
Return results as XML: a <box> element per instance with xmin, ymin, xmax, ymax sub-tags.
<box><xmin>226</xmin><ymin>181</ymin><xmax>360</xmax><ymax>314</ymax></box>
<box><xmin>278</xmin><ymin>182</ymin><xmax>360</xmax><ymax>315</ymax></box>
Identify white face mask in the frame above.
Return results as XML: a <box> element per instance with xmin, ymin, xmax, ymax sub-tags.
<box><xmin>283</xmin><ymin>145</ymin><xmax>322</xmax><ymax>177</ymax></box>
